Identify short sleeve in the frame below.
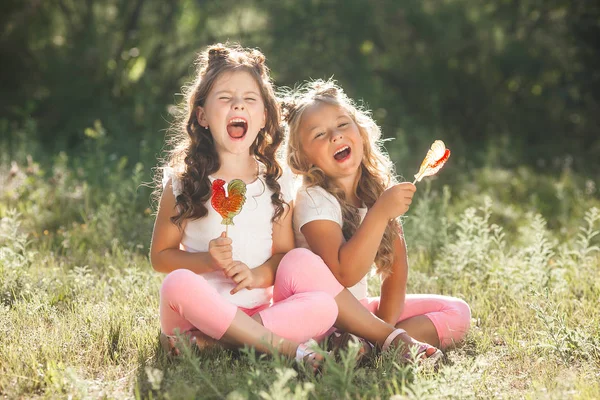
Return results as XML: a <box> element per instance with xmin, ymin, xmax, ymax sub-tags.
<box><xmin>278</xmin><ymin>166</ymin><xmax>298</xmax><ymax>204</ymax></box>
<box><xmin>294</xmin><ymin>186</ymin><xmax>343</xmax><ymax>230</ymax></box>
<box><xmin>162</xmin><ymin>166</ymin><xmax>183</xmax><ymax>197</ymax></box>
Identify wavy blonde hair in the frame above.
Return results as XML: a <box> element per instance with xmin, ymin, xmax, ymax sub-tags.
<box><xmin>283</xmin><ymin>80</ymin><xmax>401</xmax><ymax>276</ymax></box>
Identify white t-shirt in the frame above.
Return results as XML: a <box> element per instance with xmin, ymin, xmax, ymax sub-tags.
<box><xmin>293</xmin><ymin>185</ymin><xmax>369</xmax><ymax>300</ymax></box>
<box><xmin>163</xmin><ymin>162</ymin><xmax>294</xmax><ymax>309</ymax></box>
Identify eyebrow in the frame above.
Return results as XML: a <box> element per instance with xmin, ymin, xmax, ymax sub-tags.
<box><xmin>213</xmin><ymin>90</ymin><xmax>260</xmax><ymax>96</ymax></box>
<box><xmin>307</xmin><ymin>115</ymin><xmax>350</xmax><ymax>132</ymax></box>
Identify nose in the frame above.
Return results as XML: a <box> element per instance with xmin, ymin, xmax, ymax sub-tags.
<box><xmin>331</xmin><ymin>130</ymin><xmax>343</xmax><ymax>142</ymax></box>
<box><xmin>232</xmin><ymin>98</ymin><xmax>245</xmax><ymax>110</ymax></box>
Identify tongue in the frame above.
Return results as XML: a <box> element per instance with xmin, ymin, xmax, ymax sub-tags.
<box><xmin>227</xmin><ymin>125</ymin><xmax>245</xmax><ymax>138</ymax></box>
<box><xmin>334</xmin><ymin>149</ymin><xmax>349</xmax><ymax>160</ymax></box>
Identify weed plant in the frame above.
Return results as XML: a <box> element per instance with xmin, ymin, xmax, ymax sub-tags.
<box><xmin>1</xmin><ymin>151</ymin><xmax>599</xmax><ymax>399</ymax></box>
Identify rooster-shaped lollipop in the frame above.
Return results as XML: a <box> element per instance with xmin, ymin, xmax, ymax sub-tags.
<box><xmin>413</xmin><ymin>140</ymin><xmax>451</xmax><ymax>184</ymax></box>
<box><xmin>211</xmin><ymin>179</ymin><xmax>247</xmax><ymax>234</ymax></box>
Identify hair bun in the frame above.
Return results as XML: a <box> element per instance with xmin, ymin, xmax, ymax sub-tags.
<box><xmin>249</xmin><ymin>49</ymin><xmax>266</xmax><ymax>65</ymax></box>
<box><xmin>207</xmin><ymin>45</ymin><xmax>230</xmax><ymax>62</ymax></box>
<box><xmin>310</xmin><ymin>80</ymin><xmax>339</xmax><ymax>98</ymax></box>
<box><xmin>280</xmin><ymin>99</ymin><xmax>298</xmax><ymax>123</ymax></box>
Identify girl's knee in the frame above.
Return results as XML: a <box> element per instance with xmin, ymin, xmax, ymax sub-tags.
<box><xmin>278</xmin><ymin>248</ymin><xmax>328</xmax><ymax>281</ymax></box>
<box><xmin>275</xmin><ymin>249</ymin><xmax>343</xmax><ymax>299</ymax></box>
<box><xmin>279</xmin><ymin>248</ymin><xmax>322</xmax><ymax>272</ymax></box>
<box><xmin>161</xmin><ymin>269</ymin><xmax>205</xmax><ymax>299</ymax></box>
<box><xmin>311</xmin><ymin>292</ymin><xmax>338</xmax><ymax>327</ymax></box>
<box><xmin>442</xmin><ymin>297</ymin><xmax>471</xmax><ymax>344</ymax></box>
<box><xmin>452</xmin><ymin>298</ymin><xmax>471</xmax><ymax>333</ymax></box>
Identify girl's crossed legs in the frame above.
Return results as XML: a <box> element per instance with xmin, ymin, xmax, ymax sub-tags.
<box><xmin>160</xmin><ymin>268</ymin><xmax>338</xmax><ymax>366</ymax></box>
<box><xmin>159</xmin><ymin>249</ymin><xmax>469</xmax><ymax>362</ymax></box>
<box><xmin>360</xmin><ymin>294</ymin><xmax>471</xmax><ymax>350</ymax></box>
<box><xmin>274</xmin><ymin>249</ymin><xmax>448</xmax><ymax>360</ymax></box>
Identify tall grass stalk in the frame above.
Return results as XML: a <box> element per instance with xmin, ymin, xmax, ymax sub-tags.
<box><xmin>1</xmin><ymin>154</ymin><xmax>599</xmax><ymax>399</ymax></box>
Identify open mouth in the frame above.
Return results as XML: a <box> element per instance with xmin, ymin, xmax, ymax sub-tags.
<box><xmin>333</xmin><ymin>146</ymin><xmax>351</xmax><ymax>161</ymax></box>
<box><xmin>227</xmin><ymin>118</ymin><xmax>248</xmax><ymax>139</ymax></box>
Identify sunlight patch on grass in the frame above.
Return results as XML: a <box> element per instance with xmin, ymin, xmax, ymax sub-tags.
<box><xmin>1</xmin><ymin>156</ymin><xmax>599</xmax><ymax>398</ymax></box>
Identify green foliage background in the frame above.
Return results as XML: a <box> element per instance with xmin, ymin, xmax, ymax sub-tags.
<box><xmin>1</xmin><ymin>2</ymin><xmax>600</xmax><ymax>398</ymax></box>
<box><xmin>2</xmin><ymin>0</ymin><xmax>599</xmax><ymax>176</ymax></box>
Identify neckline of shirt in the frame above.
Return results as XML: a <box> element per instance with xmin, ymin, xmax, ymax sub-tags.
<box><xmin>209</xmin><ymin>159</ymin><xmax>264</xmax><ymax>185</ymax></box>
<box><xmin>305</xmin><ymin>185</ymin><xmax>368</xmax><ymax>212</ymax></box>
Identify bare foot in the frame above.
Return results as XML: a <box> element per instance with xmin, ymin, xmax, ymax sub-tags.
<box><xmin>326</xmin><ymin>331</ymin><xmax>372</xmax><ymax>365</ymax></box>
<box><xmin>296</xmin><ymin>340</ymin><xmax>327</xmax><ymax>374</ymax></box>
<box><xmin>389</xmin><ymin>330</ymin><xmax>443</xmax><ymax>364</ymax></box>
<box><xmin>160</xmin><ymin>329</ymin><xmax>219</xmax><ymax>357</ymax></box>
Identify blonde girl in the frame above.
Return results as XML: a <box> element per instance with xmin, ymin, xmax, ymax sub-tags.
<box><xmin>284</xmin><ymin>80</ymin><xmax>471</xmax><ymax>357</ymax></box>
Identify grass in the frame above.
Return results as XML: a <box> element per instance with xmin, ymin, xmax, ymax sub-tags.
<box><xmin>1</xmin><ymin>153</ymin><xmax>599</xmax><ymax>399</ymax></box>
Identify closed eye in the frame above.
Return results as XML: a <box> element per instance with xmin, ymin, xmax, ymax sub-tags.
<box><xmin>314</xmin><ymin>132</ymin><xmax>325</xmax><ymax>139</ymax></box>
<box><xmin>338</xmin><ymin>122</ymin><xmax>349</xmax><ymax>128</ymax></box>
<box><xmin>219</xmin><ymin>96</ymin><xmax>231</xmax><ymax>101</ymax></box>
<box><xmin>245</xmin><ymin>97</ymin><xmax>257</xmax><ymax>102</ymax></box>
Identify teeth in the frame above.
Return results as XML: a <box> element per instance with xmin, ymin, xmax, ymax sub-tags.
<box><xmin>229</xmin><ymin>118</ymin><xmax>246</xmax><ymax>124</ymax></box>
<box><xmin>334</xmin><ymin>146</ymin><xmax>349</xmax><ymax>156</ymax></box>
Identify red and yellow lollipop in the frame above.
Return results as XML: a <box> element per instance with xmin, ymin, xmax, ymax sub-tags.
<box><xmin>211</xmin><ymin>179</ymin><xmax>247</xmax><ymax>235</ymax></box>
<box><xmin>413</xmin><ymin>140</ymin><xmax>451</xmax><ymax>184</ymax></box>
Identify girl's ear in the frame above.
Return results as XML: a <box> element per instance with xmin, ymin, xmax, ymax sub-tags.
<box><xmin>196</xmin><ymin>106</ymin><xmax>208</xmax><ymax>127</ymax></box>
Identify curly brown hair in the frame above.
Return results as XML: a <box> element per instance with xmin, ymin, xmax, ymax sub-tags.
<box><xmin>156</xmin><ymin>43</ymin><xmax>286</xmax><ymax>227</ymax></box>
<box><xmin>282</xmin><ymin>80</ymin><xmax>401</xmax><ymax>276</ymax></box>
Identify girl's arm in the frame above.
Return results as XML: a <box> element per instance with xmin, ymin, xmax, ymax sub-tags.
<box><xmin>230</xmin><ymin>202</ymin><xmax>295</xmax><ymax>293</ymax></box>
<box><xmin>301</xmin><ymin>183</ymin><xmax>415</xmax><ymax>287</ymax></box>
<box><xmin>150</xmin><ymin>180</ymin><xmax>225</xmax><ymax>274</ymax></box>
<box><xmin>374</xmin><ymin>228</ymin><xmax>408</xmax><ymax>324</ymax></box>
<box><xmin>301</xmin><ymin>203</ymin><xmax>389</xmax><ymax>287</ymax></box>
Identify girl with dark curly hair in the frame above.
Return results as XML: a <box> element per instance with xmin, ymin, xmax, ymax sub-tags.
<box><xmin>150</xmin><ymin>43</ymin><xmax>335</xmax><ymax>371</ymax></box>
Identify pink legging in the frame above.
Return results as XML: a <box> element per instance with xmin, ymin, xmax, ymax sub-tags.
<box><xmin>160</xmin><ymin>248</ymin><xmax>470</xmax><ymax>349</ymax></box>
<box><xmin>276</xmin><ymin>249</ymin><xmax>471</xmax><ymax>350</ymax></box>
<box><xmin>160</xmin><ymin>258</ymin><xmax>342</xmax><ymax>344</ymax></box>
<box><xmin>359</xmin><ymin>295</ymin><xmax>471</xmax><ymax>349</ymax></box>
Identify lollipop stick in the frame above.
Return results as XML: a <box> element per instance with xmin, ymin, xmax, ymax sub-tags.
<box><xmin>412</xmin><ymin>172</ymin><xmax>421</xmax><ymax>185</ymax></box>
<box><xmin>225</xmin><ymin>224</ymin><xmax>229</xmax><ymax>237</ymax></box>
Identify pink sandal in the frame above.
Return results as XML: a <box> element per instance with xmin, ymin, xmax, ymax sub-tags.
<box><xmin>382</xmin><ymin>328</ymin><xmax>443</xmax><ymax>364</ymax></box>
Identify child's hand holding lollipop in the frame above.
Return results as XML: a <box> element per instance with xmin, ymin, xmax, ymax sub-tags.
<box><xmin>210</xmin><ymin>178</ymin><xmax>256</xmax><ymax>293</ymax></box>
<box><xmin>207</xmin><ymin>179</ymin><xmax>247</xmax><ymax>270</ymax></box>
<box><xmin>376</xmin><ymin>140</ymin><xmax>451</xmax><ymax>219</ymax></box>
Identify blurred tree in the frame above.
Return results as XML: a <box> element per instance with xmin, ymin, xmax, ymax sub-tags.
<box><xmin>1</xmin><ymin>0</ymin><xmax>598</xmax><ymax>174</ymax></box>
<box><xmin>255</xmin><ymin>0</ymin><xmax>600</xmax><ymax>173</ymax></box>
<box><xmin>0</xmin><ymin>0</ymin><xmax>241</xmax><ymax>158</ymax></box>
